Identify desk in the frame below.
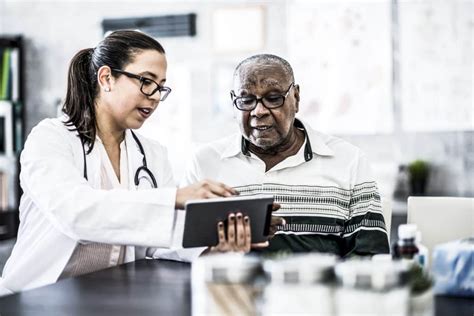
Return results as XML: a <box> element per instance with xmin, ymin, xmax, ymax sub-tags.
<box><xmin>0</xmin><ymin>259</ymin><xmax>472</xmax><ymax>315</ymax></box>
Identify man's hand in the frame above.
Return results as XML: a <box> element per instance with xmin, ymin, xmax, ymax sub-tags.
<box><xmin>175</xmin><ymin>179</ymin><xmax>238</xmax><ymax>209</ymax></box>
<box><xmin>205</xmin><ymin>203</ymin><xmax>285</xmax><ymax>255</ymax></box>
<box><xmin>269</xmin><ymin>203</ymin><xmax>286</xmax><ymax>238</ymax></box>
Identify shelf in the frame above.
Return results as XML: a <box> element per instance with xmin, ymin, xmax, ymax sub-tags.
<box><xmin>0</xmin><ymin>35</ymin><xmax>24</xmax><ymax>235</ymax></box>
<box><xmin>0</xmin><ymin>36</ymin><xmax>22</xmax><ymax>48</ymax></box>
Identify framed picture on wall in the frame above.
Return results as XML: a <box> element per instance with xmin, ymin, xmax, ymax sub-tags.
<box><xmin>0</xmin><ymin>101</ymin><xmax>13</xmax><ymax>156</ymax></box>
<box><xmin>287</xmin><ymin>1</ymin><xmax>393</xmax><ymax>135</ymax></box>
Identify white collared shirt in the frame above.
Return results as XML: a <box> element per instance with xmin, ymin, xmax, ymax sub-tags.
<box><xmin>96</xmin><ymin>138</ymin><xmax>129</xmax><ymax>266</ymax></box>
<box><xmin>98</xmin><ymin>137</ymin><xmax>129</xmax><ymax>191</ymax></box>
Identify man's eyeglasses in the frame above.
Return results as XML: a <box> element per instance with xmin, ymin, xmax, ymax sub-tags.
<box><xmin>111</xmin><ymin>68</ymin><xmax>172</xmax><ymax>101</ymax></box>
<box><xmin>230</xmin><ymin>83</ymin><xmax>294</xmax><ymax>111</ymax></box>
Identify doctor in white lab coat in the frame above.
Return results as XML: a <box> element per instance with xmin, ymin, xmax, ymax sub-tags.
<box><xmin>0</xmin><ymin>30</ymin><xmax>241</xmax><ymax>295</ymax></box>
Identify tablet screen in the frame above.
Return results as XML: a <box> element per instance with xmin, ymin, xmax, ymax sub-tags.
<box><xmin>182</xmin><ymin>195</ymin><xmax>274</xmax><ymax>248</ymax></box>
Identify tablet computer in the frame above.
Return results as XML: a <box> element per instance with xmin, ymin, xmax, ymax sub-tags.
<box><xmin>182</xmin><ymin>195</ymin><xmax>274</xmax><ymax>248</ymax></box>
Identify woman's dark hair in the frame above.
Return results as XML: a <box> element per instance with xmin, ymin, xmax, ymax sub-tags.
<box><xmin>62</xmin><ymin>30</ymin><xmax>165</xmax><ymax>153</ymax></box>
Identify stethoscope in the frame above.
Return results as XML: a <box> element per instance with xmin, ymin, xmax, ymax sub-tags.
<box><xmin>81</xmin><ymin>130</ymin><xmax>158</xmax><ymax>188</ymax></box>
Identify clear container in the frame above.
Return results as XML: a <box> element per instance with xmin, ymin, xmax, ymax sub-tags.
<box><xmin>335</xmin><ymin>259</ymin><xmax>411</xmax><ymax>316</ymax></box>
<box><xmin>191</xmin><ymin>253</ymin><xmax>262</xmax><ymax>316</ymax></box>
<box><xmin>261</xmin><ymin>253</ymin><xmax>337</xmax><ymax>316</ymax></box>
<box><xmin>415</xmin><ymin>231</ymin><xmax>429</xmax><ymax>270</ymax></box>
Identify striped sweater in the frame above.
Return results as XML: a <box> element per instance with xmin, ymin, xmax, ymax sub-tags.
<box><xmin>183</xmin><ymin>120</ymin><xmax>389</xmax><ymax>257</ymax></box>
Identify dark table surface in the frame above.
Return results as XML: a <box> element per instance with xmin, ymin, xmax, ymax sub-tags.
<box><xmin>0</xmin><ymin>259</ymin><xmax>472</xmax><ymax>316</ymax></box>
<box><xmin>0</xmin><ymin>259</ymin><xmax>192</xmax><ymax>316</ymax></box>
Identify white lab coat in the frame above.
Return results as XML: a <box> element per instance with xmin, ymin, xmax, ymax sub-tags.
<box><xmin>0</xmin><ymin>117</ymin><xmax>177</xmax><ymax>294</ymax></box>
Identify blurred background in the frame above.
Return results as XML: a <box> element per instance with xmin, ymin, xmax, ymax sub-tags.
<box><xmin>0</xmin><ymin>0</ymin><xmax>472</xmax><ymax>263</ymax></box>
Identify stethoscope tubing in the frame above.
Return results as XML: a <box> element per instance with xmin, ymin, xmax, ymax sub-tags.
<box><xmin>81</xmin><ymin>130</ymin><xmax>158</xmax><ymax>188</ymax></box>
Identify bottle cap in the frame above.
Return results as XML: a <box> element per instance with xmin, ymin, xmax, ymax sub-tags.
<box><xmin>398</xmin><ymin>224</ymin><xmax>417</xmax><ymax>239</ymax></box>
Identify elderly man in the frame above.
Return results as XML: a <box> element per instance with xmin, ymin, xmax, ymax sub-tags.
<box><xmin>181</xmin><ymin>54</ymin><xmax>389</xmax><ymax>257</ymax></box>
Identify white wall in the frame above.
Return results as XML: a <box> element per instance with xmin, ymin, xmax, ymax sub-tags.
<box><xmin>1</xmin><ymin>0</ymin><xmax>472</xmax><ymax>197</ymax></box>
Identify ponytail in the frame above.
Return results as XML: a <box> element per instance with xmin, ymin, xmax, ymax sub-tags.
<box><xmin>62</xmin><ymin>48</ymin><xmax>97</xmax><ymax>153</ymax></box>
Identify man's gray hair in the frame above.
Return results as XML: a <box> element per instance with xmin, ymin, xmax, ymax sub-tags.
<box><xmin>233</xmin><ymin>54</ymin><xmax>294</xmax><ymax>82</ymax></box>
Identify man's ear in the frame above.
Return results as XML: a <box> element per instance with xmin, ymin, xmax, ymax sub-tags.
<box><xmin>97</xmin><ymin>66</ymin><xmax>113</xmax><ymax>92</ymax></box>
<box><xmin>294</xmin><ymin>84</ymin><xmax>300</xmax><ymax>113</ymax></box>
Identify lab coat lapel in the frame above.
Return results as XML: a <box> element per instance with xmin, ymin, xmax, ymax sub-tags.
<box><xmin>81</xmin><ymin>139</ymin><xmax>101</xmax><ymax>189</ymax></box>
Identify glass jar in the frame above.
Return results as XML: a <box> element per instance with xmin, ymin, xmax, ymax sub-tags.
<box><xmin>261</xmin><ymin>253</ymin><xmax>337</xmax><ymax>316</ymax></box>
<box><xmin>335</xmin><ymin>259</ymin><xmax>411</xmax><ymax>316</ymax></box>
<box><xmin>191</xmin><ymin>253</ymin><xmax>262</xmax><ymax>316</ymax></box>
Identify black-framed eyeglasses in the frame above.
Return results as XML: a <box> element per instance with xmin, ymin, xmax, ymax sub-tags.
<box><xmin>111</xmin><ymin>68</ymin><xmax>172</xmax><ymax>101</ymax></box>
<box><xmin>230</xmin><ymin>82</ymin><xmax>295</xmax><ymax>111</ymax></box>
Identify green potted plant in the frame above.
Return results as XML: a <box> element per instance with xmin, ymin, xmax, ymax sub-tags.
<box><xmin>408</xmin><ymin>160</ymin><xmax>429</xmax><ymax>196</ymax></box>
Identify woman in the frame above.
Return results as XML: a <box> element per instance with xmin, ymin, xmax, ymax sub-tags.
<box><xmin>0</xmin><ymin>30</ymin><xmax>252</xmax><ymax>294</ymax></box>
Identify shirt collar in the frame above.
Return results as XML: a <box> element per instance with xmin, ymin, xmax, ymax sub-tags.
<box><xmin>220</xmin><ymin>118</ymin><xmax>334</xmax><ymax>159</ymax></box>
<box><xmin>300</xmin><ymin>119</ymin><xmax>334</xmax><ymax>157</ymax></box>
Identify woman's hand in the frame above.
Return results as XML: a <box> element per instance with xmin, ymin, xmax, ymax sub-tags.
<box><xmin>175</xmin><ymin>179</ymin><xmax>238</xmax><ymax>209</ymax></box>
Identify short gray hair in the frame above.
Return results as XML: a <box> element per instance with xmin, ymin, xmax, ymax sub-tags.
<box><xmin>233</xmin><ymin>54</ymin><xmax>294</xmax><ymax>82</ymax></box>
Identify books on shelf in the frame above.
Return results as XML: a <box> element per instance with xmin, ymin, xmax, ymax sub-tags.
<box><xmin>0</xmin><ymin>171</ymin><xmax>7</xmax><ymax>210</ymax></box>
<box><xmin>0</xmin><ymin>47</ymin><xmax>20</xmax><ymax>102</ymax></box>
<box><xmin>10</xmin><ymin>49</ymin><xmax>19</xmax><ymax>102</ymax></box>
<box><xmin>0</xmin><ymin>37</ymin><xmax>23</xmax><ymax>212</ymax></box>
<box><xmin>0</xmin><ymin>101</ymin><xmax>13</xmax><ymax>156</ymax></box>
